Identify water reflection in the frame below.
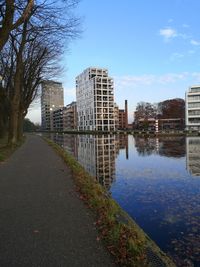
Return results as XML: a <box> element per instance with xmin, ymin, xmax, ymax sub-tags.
<box><xmin>186</xmin><ymin>137</ymin><xmax>200</xmax><ymax>176</ymax></box>
<box><xmin>112</xmin><ymin>135</ymin><xmax>200</xmax><ymax>267</ymax></box>
<box><xmin>47</xmin><ymin>133</ymin><xmax>129</xmax><ymax>190</ymax></box>
<box><xmin>134</xmin><ymin>136</ymin><xmax>185</xmax><ymax>158</ymax></box>
<box><xmin>116</xmin><ymin>134</ymin><xmax>129</xmax><ymax>159</ymax></box>
<box><xmin>77</xmin><ymin>134</ymin><xmax>117</xmax><ymax>189</ymax></box>
<box><xmin>47</xmin><ymin>133</ymin><xmax>78</xmax><ymax>158</ymax></box>
<box><xmin>77</xmin><ymin>134</ymin><xmax>129</xmax><ymax>189</ymax></box>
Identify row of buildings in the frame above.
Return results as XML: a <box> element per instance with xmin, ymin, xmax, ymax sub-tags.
<box><xmin>41</xmin><ymin>67</ymin><xmax>200</xmax><ymax>132</ymax></box>
<box><xmin>41</xmin><ymin>67</ymin><xmax>128</xmax><ymax>131</ymax></box>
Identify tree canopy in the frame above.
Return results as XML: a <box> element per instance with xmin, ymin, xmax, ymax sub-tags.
<box><xmin>158</xmin><ymin>98</ymin><xmax>185</xmax><ymax>119</ymax></box>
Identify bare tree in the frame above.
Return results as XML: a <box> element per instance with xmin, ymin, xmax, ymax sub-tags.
<box><xmin>0</xmin><ymin>0</ymin><xmax>34</xmax><ymax>51</ymax></box>
<box><xmin>134</xmin><ymin>102</ymin><xmax>157</xmax><ymax>123</ymax></box>
<box><xmin>0</xmin><ymin>0</ymin><xmax>81</xmax><ymax>145</ymax></box>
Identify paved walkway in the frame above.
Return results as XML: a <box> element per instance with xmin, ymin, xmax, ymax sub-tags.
<box><xmin>0</xmin><ymin>135</ymin><xmax>116</xmax><ymax>267</ymax></box>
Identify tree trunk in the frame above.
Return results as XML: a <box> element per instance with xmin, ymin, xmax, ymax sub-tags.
<box><xmin>17</xmin><ymin>111</ymin><xmax>24</xmax><ymax>141</ymax></box>
<box><xmin>7</xmin><ymin>66</ymin><xmax>22</xmax><ymax>146</ymax></box>
<box><xmin>0</xmin><ymin>117</ymin><xmax>6</xmax><ymax>138</ymax></box>
<box><xmin>7</xmin><ymin>21</ymin><xmax>27</xmax><ymax>146</ymax></box>
<box><xmin>0</xmin><ymin>95</ymin><xmax>9</xmax><ymax>138</ymax></box>
<box><xmin>7</xmin><ymin>103</ymin><xmax>19</xmax><ymax>146</ymax></box>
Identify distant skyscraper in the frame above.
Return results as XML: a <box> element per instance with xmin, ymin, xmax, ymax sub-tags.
<box><xmin>76</xmin><ymin>67</ymin><xmax>115</xmax><ymax>131</ymax></box>
<box><xmin>185</xmin><ymin>85</ymin><xmax>200</xmax><ymax>130</ymax></box>
<box><xmin>41</xmin><ymin>80</ymin><xmax>64</xmax><ymax>130</ymax></box>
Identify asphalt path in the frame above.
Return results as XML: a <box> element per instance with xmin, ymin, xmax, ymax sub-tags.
<box><xmin>0</xmin><ymin>135</ymin><xmax>116</xmax><ymax>267</ymax></box>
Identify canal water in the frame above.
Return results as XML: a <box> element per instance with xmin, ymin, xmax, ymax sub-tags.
<box><xmin>46</xmin><ymin>133</ymin><xmax>200</xmax><ymax>267</ymax></box>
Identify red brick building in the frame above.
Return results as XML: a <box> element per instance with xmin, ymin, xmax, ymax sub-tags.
<box><xmin>119</xmin><ymin>100</ymin><xmax>128</xmax><ymax>129</ymax></box>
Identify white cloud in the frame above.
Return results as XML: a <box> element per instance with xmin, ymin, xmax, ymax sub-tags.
<box><xmin>182</xmin><ymin>24</ymin><xmax>189</xmax><ymax>28</ymax></box>
<box><xmin>159</xmin><ymin>25</ymin><xmax>190</xmax><ymax>42</ymax></box>
<box><xmin>114</xmin><ymin>75</ymin><xmax>156</xmax><ymax>88</ymax></box>
<box><xmin>158</xmin><ymin>73</ymin><xmax>188</xmax><ymax>84</ymax></box>
<box><xmin>26</xmin><ymin>108</ymin><xmax>41</xmax><ymax>124</ymax></box>
<box><xmin>168</xmin><ymin>19</ymin><xmax>173</xmax><ymax>23</ymax></box>
<box><xmin>159</xmin><ymin>27</ymin><xmax>177</xmax><ymax>41</ymax></box>
<box><xmin>114</xmin><ymin>72</ymin><xmax>190</xmax><ymax>90</ymax></box>
<box><xmin>170</xmin><ymin>52</ymin><xmax>184</xmax><ymax>61</ymax></box>
<box><xmin>190</xmin><ymin>39</ymin><xmax>200</xmax><ymax>46</ymax></box>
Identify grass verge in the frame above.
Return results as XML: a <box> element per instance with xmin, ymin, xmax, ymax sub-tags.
<box><xmin>0</xmin><ymin>136</ymin><xmax>25</xmax><ymax>162</ymax></box>
<box><xmin>45</xmin><ymin>138</ymin><xmax>176</xmax><ymax>267</ymax></box>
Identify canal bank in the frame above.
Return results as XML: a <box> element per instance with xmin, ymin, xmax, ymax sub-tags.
<box><xmin>45</xmin><ymin>136</ymin><xmax>176</xmax><ymax>267</ymax></box>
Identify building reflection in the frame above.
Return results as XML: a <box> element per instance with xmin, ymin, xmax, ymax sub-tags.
<box><xmin>77</xmin><ymin>134</ymin><xmax>130</xmax><ymax>189</ymax></box>
<box><xmin>134</xmin><ymin>136</ymin><xmax>185</xmax><ymax>158</ymax></box>
<box><xmin>134</xmin><ymin>137</ymin><xmax>158</xmax><ymax>156</ymax></box>
<box><xmin>186</xmin><ymin>137</ymin><xmax>200</xmax><ymax>176</ymax></box>
<box><xmin>46</xmin><ymin>133</ymin><xmax>130</xmax><ymax>189</ymax></box>
<box><xmin>77</xmin><ymin>134</ymin><xmax>117</xmax><ymax>189</ymax></box>
<box><xmin>159</xmin><ymin>137</ymin><xmax>185</xmax><ymax>158</ymax></box>
<box><xmin>115</xmin><ymin>134</ymin><xmax>129</xmax><ymax>159</ymax></box>
<box><xmin>47</xmin><ymin>133</ymin><xmax>78</xmax><ymax>158</ymax></box>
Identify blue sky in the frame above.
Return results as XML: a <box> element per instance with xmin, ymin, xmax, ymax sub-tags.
<box><xmin>28</xmin><ymin>0</ymin><xmax>200</xmax><ymax>123</ymax></box>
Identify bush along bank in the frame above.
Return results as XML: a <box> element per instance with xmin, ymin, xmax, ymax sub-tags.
<box><xmin>45</xmin><ymin>138</ymin><xmax>176</xmax><ymax>267</ymax></box>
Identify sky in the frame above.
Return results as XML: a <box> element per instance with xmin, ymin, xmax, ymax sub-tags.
<box><xmin>27</xmin><ymin>0</ymin><xmax>200</xmax><ymax>123</ymax></box>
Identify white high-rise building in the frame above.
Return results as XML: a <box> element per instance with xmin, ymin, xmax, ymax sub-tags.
<box><xmin>186</xmin><ymin>85</ymin><xmax>200</xmax><ymax>131</ymax></box>
<box><xmin>41</xmin><ymin>80</ymin><xmax>64</xmax><ymax>130</ymax></box>
<box><xmin>76</xmin><ymin>67</ymin><xmax>115</xmax><ymax>131</ymax></box>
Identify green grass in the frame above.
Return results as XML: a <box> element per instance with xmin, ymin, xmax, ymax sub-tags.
<box><xmin>45</xmin><ymin>138</ymin><xmax>176</xmax><ymax>267</ymax></box>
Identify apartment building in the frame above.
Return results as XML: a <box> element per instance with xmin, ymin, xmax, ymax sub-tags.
<box><xmin>52</xmin><ymin>102</ymin><xmax>77</xmax><ymax>131</ymax></box>
<box><xmin>41</xmin><ymin>80</ymin><xmax>64</xmax><ymax>130</ymax></box>
<box><xmin>63</xmin><ymin>101</ymin><xmax>77</xmax><ymax>130</ymax></box>
<box><xmin>76</xmin><ymin>67</ymin><xmax>115</xmax><ymax>131</ymax></box>
<box><xmin>53</xmin><ymin>108</ymin><xmax>64</xmax><ymax>131</ymax></box>
<box><xmin>114</xmin><ymin>103</ymin><xmax>119</xmax><ymax>130</ymax></box>
<box><xmin>186</xmin><ymin>85</ymin><xmax>200</xmax><ymax>130</ymax></box>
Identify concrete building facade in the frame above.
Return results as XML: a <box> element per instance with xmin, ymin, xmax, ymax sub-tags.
<box><xmin>41</xmin><ymin>80</ymin><xmax>64</xmax><ymax>130</ymax></box>
<box><xmin>76</xmin><ymin>67</ymin><xmax>115</xmax><ymax>131</ymax></box>
<box><xmin>114</xmin><ymin>103</ymin><xmax>119</xmax><ymax>130</ymax></box>
<box><xmin>53</xmin><ymin>108</ymin><xmax>64</xmax><ymax>131</ymax></box>
<box><xmin>52</xmin><ymin>102</ymin><xmax>77</xmax><ymax>131</ymax></box>
<box><xmin>186</xmin><ymin>85</ymin><xmax>200</xmax><ymax>131</ymax></box>
<box><xmin>63</xmin><ymin>101</ymin><xmax>77</xmax><ymax>130</ymax></box>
